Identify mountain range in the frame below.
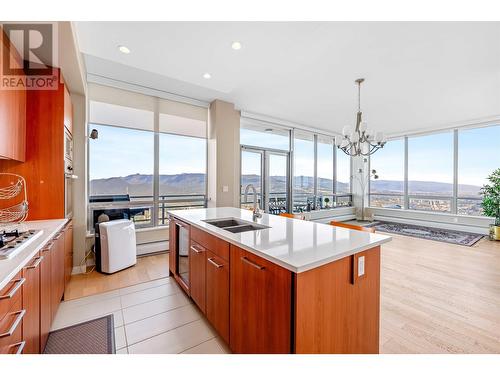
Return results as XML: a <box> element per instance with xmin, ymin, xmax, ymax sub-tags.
<box><xmin>89</xmin><ymin>173</ymin><xmax>481</xmax><ymax>197</ymax></box>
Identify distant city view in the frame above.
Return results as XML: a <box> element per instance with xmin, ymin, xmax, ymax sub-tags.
<box><xmin>369</xmin><ymin>179</ymin><xmax>483</xmax><ymax>215</ymax></box>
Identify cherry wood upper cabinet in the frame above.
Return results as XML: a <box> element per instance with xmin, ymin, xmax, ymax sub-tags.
<box><xmin>230</xmin><ymin>245</ymin><xmax>292</xmax><ymax>354</ymax></box>
<box><xmin>0</xmin><ymin>71</ymin><xmax>69</xmax><ymax>220</ymax></box>
<box><xmin>0</xmin><ymin>28</ymin><xmax>26</xmax><ymax>162</ymax></box>
<box><xmin>189</xmin><ymin>241</ymin><xmax>206</xmax><ymax>313</ymax></box>
<box><xmin>22</xmin><ymin>252</ymin><xmax>42</xmax><ymax>354</ymax></box>
<box><xmin>206</xmin><ymin>250</ymin><xmax>229</xmax><ymax>344</ymax></box>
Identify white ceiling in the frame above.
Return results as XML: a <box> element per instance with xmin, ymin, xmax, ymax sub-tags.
<box><xmin>75</xmin><ymin>22</ymin><xmax>500</xmax><ymax>135</ymax></box>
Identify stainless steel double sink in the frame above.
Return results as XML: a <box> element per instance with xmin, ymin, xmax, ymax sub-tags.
<box><xmin>202</xmin><ymin>218</ymin><xmax>270</xmax><ymax>233</ymax></box>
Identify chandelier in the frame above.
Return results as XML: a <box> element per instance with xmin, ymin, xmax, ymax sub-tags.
<box><xmin>336</xmin><ymin>78</ymin><xmax>386</xmax><ymax>156</ymax></box>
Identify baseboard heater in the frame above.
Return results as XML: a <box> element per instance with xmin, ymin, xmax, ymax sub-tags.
<box><xmin>136</xmin><ymin>240</ymin><xmax>168</xmax><ymax>256</ymax></box>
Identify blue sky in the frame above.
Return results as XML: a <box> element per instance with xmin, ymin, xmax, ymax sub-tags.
<box><xmin>371</xmin><ymin>125</ymin><xmax>500</xmax><ymax>186</ymax></box>
<box><xmin>89</xmin><ymin>125</ymin><xmax>206</xmax><ymax>180</ymax></box>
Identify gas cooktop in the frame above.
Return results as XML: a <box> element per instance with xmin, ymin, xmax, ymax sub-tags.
<box><xmin>0</xmin><ymin>229</ymin><xmax>44</xmax><ymax>259</ymax></box>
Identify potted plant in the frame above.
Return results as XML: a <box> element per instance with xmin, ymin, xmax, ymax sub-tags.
<box><xmin>324</xmin><ymin>197</ymin><xmax>330</xmax><ymax>208</ymax></box>
<box><xmin>481</xmin><ymin>168</ymin><xmax>500</xmax><ymax>240</ymax></box>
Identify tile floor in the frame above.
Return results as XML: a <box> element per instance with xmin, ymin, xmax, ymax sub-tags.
<box><xmin>52</xmin><ymin>276</ymin><xmax>231</xmax><ymax>354</ymax></box>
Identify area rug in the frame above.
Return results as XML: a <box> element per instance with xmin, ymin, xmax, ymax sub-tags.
<box><xmin>366</xmin><ymin>221</ymin><xmax>484</xmax><ymax>246</ymax></box>
<box><xmin>44</xmin><ymin>315</ymin><xmax>115</xmax><ymax>354</ymax></box>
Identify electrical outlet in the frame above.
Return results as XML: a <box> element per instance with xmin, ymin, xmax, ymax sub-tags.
<box><xmin>222</xmin><ymin>185</ymin><xmax>229</xmax><ymax>192</ymax></box>
<box><xmin>358</xmin><ymin>256</ymin><xmax>365</xmax><ymax>277</ymax></box>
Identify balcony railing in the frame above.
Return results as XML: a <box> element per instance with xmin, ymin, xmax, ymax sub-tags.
<box><xmin>240</xmin><ymin>192</ymin><xmax>353</xmax><ymax>214</ymax></box>
<box><xmin>88</xmin><ymin>194</ymin><xmax>207</xmax><ymax>230</ymax></box>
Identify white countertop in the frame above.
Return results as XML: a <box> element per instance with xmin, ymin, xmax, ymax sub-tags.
<box><xmin>167</xmin><ymin>207</ymin><xmax>391</xmax><ymax>273</ymax></box>
<box><xmin>0</xmin><ymin>219</ymin><xmax>68</xmax><ymax>290</ymax></box>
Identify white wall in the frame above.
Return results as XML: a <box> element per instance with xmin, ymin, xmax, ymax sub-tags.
<box><xmin>71</xmin><ymin>92</ymin><xmax>88</xmax><ymax>273</ymax></box>
<box><xmin>207</xmin><ymin>100</ymin><xmax>241</xmax><ymax>208</ymax></box>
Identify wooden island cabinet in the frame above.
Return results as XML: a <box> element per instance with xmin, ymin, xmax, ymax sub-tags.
<box><xmin>168</xmin><ymin>215</ymin><xmax>382</xmax><ymax>354</ymax></box>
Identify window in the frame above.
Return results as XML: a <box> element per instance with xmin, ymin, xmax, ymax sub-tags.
<box><xmin>316</xmin><ymin>136</ymin><xmax>334</xmax><ymax>208</ymax></box>
<box><xmin>457</xmin><ymin>125</ymin><xmax>500</xmax><ymax>215</ymax></box>
<box><xmin>88</xmin><ymin>84</ymin><xmax>208</xmax><ymax>230</ymax></box>
<box><xmin>89</xmin><ymin>100</ymin><xmax>155</xmax><ymax>227</ymax></box>
<box><xmin>336</xmin><ymin>149</ymin><xmax>351</xmax><ymax>194</ymax></box>
<box><xmin>293</xmin><ymin>131</ymin><xmax>315</xmax><ymax>212</ymax></box>
<box><xmin>369</xmin><ymin>139</ymin><xmax>404</xmax><ymax>209</ymax></box>
<box><xmin>158</xmin><ymin>133</ymin><xmax>207</xmax><ymax>224</ymax></box>
<box><xmin>408</xmin><ymin>132</ymin><xmax>453</xmax><ymax>212</ymax></box>
<box><xmin>89</xmin><ymin>124</ymin><xmax>155</xmax><ymax>198</ymax></box>
<box><xmin>369</xmin><ymin>124</ymin><xmax>498</xmax><ymax>217</ymax></box>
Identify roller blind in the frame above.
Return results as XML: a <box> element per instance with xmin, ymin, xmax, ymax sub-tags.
<box><xmin>88</xmin><ymin>83</ymin><xmax>208</xmax><ymax>138</ymax></box>
<box><xmin>159</xmin><ymin>98</ymin><xmax>207</xmax><ymax>138</ymax></box>
<box><xmin>89</xmin><ymin>83</ymin><xmax>155</xmax><ymax>132</ymax></box>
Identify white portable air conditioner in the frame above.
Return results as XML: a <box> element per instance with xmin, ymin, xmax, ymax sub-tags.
<box><xmin>99</xmin><ymin>219</ymin><xmax>137</xmax><ymax>274</ymax></box>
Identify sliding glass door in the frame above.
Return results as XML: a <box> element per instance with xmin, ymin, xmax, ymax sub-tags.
<box><xmin>241</xmin><ymin>147</ymin><xmax>290</xmax><ymax>214</ymax></box>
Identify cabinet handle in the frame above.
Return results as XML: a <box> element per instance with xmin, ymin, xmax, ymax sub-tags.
<box><xmin>54</xmin><ymin>233</ymin><xmax>63</xmax><ymax>240</ymax></box>
<box><xmin>0</xmin><ymin>278</ymin><xmax>25</xmax><ymax>300</ymax></box>
<box><xmin>43</xmin><ymin>243</ymin><xmax>54</xmax><ymax>252</ymax></box>
<box><xmin>208</xmin><ymin>258</ymin><xmax>223</xmax><ymax>268</ymax></box>
<box><xmin>0</xmin><ymin>310</ymin><xmax>26</xmax><ymax>338</ymax></box>
<box><xmin>26</xmin><ymin>256</ymin><xmax>44</xmax><ymax>269</ymax></box>
<box><xmin>241</xmin><ymin>256</ymin><xmax>265</xmax><ymax>270</ymax></box>
<box><xmin>9</xmin><ymin>341</ymin><xmax>25</xmax><ymax>355</ymax></box>
<box><xmin>190</xmin><ymin>245</ymin><xmax>204</xmax><ymax>254</ymax></box>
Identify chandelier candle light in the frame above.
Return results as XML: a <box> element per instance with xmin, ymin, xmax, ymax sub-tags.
<box><xmin>336</xmin><ymin>78</ymin><xmax>387</xmax><ymax>156</ymax></box>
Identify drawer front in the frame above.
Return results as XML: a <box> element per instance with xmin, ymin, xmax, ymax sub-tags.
<box><xmin>191</xmin><ymin>226</ymin><xmax>229</xmax><ymax>261</ymax></box>
<box><xmin>0</xmin><ymin>296</ymin><xmax>24</xmax><ymax>354</ymax></box>
<box><xmin>206</xmin><ymin>251</ymin><xmax>229</xmax><ymax>344</ymax></box>
<box><xmin>0</xmin><ymin>271</ymin><xmax>24</xmax><ymax>322</ymax></box>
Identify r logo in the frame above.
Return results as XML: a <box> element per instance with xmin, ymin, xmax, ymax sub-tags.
<box><xmin>1</xmin><ymin>23</ymin><xmax>58</xmax><ymax>90</ymax></box>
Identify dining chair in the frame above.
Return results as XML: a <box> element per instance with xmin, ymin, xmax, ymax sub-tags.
<box><xmin>329</xmin><ymin>221</ymin><xmax>376</xmax><ymax>233</ymax></box>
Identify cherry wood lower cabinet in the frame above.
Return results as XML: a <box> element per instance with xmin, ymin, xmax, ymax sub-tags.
<box><xmin>21</xmin><ymin>252</ymin><xmax>42</xmax><ymax>354</ymax></box>
<box><xmin>63</xmin><ymin>222</ymin><xmax>73</xmax><ymax>289</ymax></box>
<box><xmin>169</xmin><ymin>219</ymin><xmax>176</xmax><ymax>276</ymax></box>
<box><xmin>0</xmin><ymin>272</ymin><xmax>25</xmax><ymax>354</ymax></box>
<box><xmin>206</xmin><ymin>251</ymin><xmax>229</xmax><ymax>344</ymax></box>
<box><xmin>189</xmin><ymin>241</ymin><xmax>206</xmax><ymax>313</ymax></box>
<box><xmin>171</xmin><ymin>219</ymin><xmax>382</xmax><ymax>354</ymax></box>
<box><xmin>39</xmin><ymin>242</ymin><xmax>53</xmax><ymax>352</ymax></box>
<box><xmin>50</xmin><ymin>232</ymin><xmax>65</xmax><ymax>323</ymax></box>
<box><xmin>294</xmin><ymin>246</ymin><xmax>381</xmax><ymax>354</ymax></box>
<box><xmin>230</xmin><ymin>245</ymin><xmax>292</xmax><ymax>354</ymax></box>
<box><xmin>0</xmin><ymin>226</ymin><xmax>69</xmax><ymax>354</ymax></box>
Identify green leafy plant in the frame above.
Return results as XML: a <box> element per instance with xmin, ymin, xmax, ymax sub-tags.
<box><xmin>481</xmin><ymin>168</ymin><xmax>500</xmax><ymax>226</ymax></box>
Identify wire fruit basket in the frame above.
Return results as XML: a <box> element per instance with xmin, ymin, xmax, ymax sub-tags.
<box><xmin>0</xmin><ymin>173</ymin><xmax>29</xmax><ymax>225</ymax></box>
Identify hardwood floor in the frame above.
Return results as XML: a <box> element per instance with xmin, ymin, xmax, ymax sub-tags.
<box><xmin>64</xmin><ymin>236</ymin><xmax>500</xmax><ymax>353</ymax></box>
<box><xmin>380</xmin><ymin>234</ymin><xmax>500</xmax><ymax>354</ymax></box>
<box><xmin>64</xmin><ymin>253</ymin><xmax>169</xmax><ymax>301</ymax></box>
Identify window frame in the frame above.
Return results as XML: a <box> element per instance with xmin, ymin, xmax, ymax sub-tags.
<box><xmin>87</xmin><ymin>98</ymin><xmax>208</xmax><ymax>232</ymax></box>
<box><xmin>369</xmin><ymin>124</ymin><xmax>498</xmax><ymax>217</ymax></box>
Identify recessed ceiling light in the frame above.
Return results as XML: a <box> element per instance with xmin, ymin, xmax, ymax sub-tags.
<box><xmin>231</xmin><ymin>41</ymin><xmax>242</xmax><ymax>50</ymax></box>
<box><xmin>203</xmin><ymin>73</ymin><xmax>212</xmax><ymax>79</ymax></box>
<box><xmin>118</xmin><ymin>45</ymin><xmax>131</xmax><ymax>54</ymax></box>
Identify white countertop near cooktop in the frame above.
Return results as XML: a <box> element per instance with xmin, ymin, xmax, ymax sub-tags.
<box><xmin>0</xmin><ymin>219</ymin><xmax>68</xmax><ymax>290</ymax></box>
<box><xmin>167</xmin><ymin>207</ymin><xmax>391</xmax><ymax>273</ymax></box>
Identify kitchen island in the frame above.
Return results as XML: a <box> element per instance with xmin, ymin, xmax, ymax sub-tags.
<box><xmin>167</xmin><ymin>207</ymin><xmax>391</xmax><ymax>354</ymax></box>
